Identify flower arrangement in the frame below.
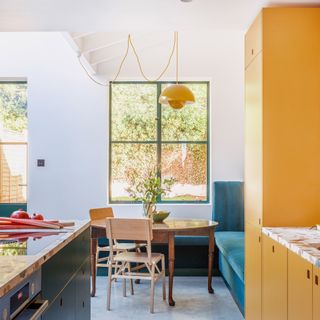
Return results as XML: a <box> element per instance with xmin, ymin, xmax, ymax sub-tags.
<box><xmin>126</xmin><ymin>168</ymin><xmax>174</xmax><ymax>218</ymax></box>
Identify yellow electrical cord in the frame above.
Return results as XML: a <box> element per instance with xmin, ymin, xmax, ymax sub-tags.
<box><xmin>78</xmin><ymin>32</ymin><xmax>179</xmax><ymax>85</ymax></box>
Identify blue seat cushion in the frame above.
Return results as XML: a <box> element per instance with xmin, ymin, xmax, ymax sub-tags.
<box><xmin>215</xmin><ymin>231</ymin><xmax>244</xmax><ymax>282</ymax></box>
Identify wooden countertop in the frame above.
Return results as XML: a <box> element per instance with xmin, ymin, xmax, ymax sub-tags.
<box><xmin>0</xmin><ymin>220</ymin><xmax>90</xmax><ymax>297</ymax></box>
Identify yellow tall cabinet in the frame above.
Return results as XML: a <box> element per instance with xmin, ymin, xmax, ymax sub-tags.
<box><xmin>245</xmin><ymin>8</ymin><xmax>320</xmax><ymax>320</ymax></box>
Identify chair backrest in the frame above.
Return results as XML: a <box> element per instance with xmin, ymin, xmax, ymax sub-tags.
<box><xmin>106</xmin><ymin>218</ymin><xmax>153</xmax><ymax>262</ymax></box>
<box><xmin>89</xmin><ymin>207</ymin><xmax>114</xmax><ymax>220</ymax></box>
<box><xmin>212</xmin><ymin>181</ymin><xmax>244</xmax><ymax>232</ymax></box>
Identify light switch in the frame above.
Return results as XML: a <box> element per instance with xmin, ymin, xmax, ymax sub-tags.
<box><xmin>37</xmin><ymin>159</ymin><xmax>45</xmax><ymax>167</ymax></box>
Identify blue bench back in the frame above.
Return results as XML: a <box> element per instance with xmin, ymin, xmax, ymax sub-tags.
<box><xmin>212</xmin><ymin>181</ymin><xmax>244</xmax><ymax>232</ymax></box>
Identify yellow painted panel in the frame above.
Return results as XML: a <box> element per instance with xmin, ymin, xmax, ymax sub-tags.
<box><xmin>245</xmin><ymin>12</ymin><xmax>263</xmax><ymax>69</ymax></box>
<box><xmin>245</xmin><ymin>53</ymin><xmax>263</xmax><ymax>227</ymax></box>
<box><xmin>245</xmin><ymin>223</ymin><xmax>262</xmax><ymax>320</ymax></box>
<box><xmin>262</xmin><ymin>234</ymin><xmax>287</xmax><ymax>320</ymax></box>
<box><xmin>314</xmin><ymin>266</ymin><xmax>320</xmax><ymax>320</ymax></box>
<box><xmin>288</xmin><ymin>251</ymin><xmax>313</xmax><ymax>320</ymax></box>
<box><xmin>262</xmin><ymin>8</ymin><xmax>320</xmax><ymax>227</ymax></box>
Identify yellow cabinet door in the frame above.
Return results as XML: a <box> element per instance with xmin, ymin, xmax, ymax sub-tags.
<box><xmin>314</xmin><ymin>266</ymin><xmax>320</xmax><ymax>320</ymax></box>
<box><xmin>262</xmin><ymin>234</ymin><xmax>287</xmax><ymax>320</ymax></box>
<box><xmin>245</xmin><ymin>11</ymin><xmax>263</xmax><ymax>68</ymax></box>
<box><xmin>245</xmin><ymin>223</ymin><xmax>262</xmax><ymax>320</ymax></box>
<box><xmin>288</xmin><ymin>251</ymin><xmax>313</xmax><ymax>320</ymax></box>
<box><xmin>245</xmin><ymin>52</ymin><xmax>263</xmax><ymax>227</ymax></box>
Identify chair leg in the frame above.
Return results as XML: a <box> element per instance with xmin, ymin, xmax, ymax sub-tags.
<box><xmin>161</xmin><ymin>256</ymin><xmax>166</xmax><ymax>301</ymax></box>
<box><xmin>150</xmin><ymin>263</ymin><xmax>155</xmax><ymax>313</ymax></box>
<box><xmin>128</xmin><ymin>262</ymin><xmax>134</xmax><ymax>295</ymax></box>
<box><xmin>122</xmin><ymin>262</ymin><xmax>127</xmax><ymax>297</ymax></box>
<box><xmin>107</xmin><ymin>259</ymin><xmax>112</xmax><ymax>311</ymax></box>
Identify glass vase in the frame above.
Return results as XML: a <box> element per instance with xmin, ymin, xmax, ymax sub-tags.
<box><xmin>142</xmin><ymin>202</ymin><xmax>155</xmax><ymax>220</ymax></box>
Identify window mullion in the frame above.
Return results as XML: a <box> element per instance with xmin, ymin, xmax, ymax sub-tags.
<box><xmin>157</xmin><ymin>82</ymin><xmax>162</xmax><ymax>203</ymax></box>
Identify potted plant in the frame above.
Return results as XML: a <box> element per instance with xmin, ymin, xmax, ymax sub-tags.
<box><xmin>126</xmin><ymin>168</ymin><xmax>174</xmax><ymax>219</ymax></box>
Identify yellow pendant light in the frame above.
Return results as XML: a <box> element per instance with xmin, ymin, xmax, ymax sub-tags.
<box><xmin>159</xmin><ymin>32</ymin><xmax>195</xmax><ymax>109</ymax></box>
<box><xmin>81</xmin><ymin>32</ymin><xmax>196</xmax><ymax>109</ymax></box>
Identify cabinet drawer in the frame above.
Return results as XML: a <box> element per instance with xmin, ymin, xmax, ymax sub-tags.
<box><xmin>75</xmin><ymin>258</ymin><xmax>91</xmax><ymax>320</ymax></box>
<box><xmin>314</xmin><ymin>266</ymin><xmax>320</xmax><ymax>320</ymax></box>
<box><xmin>245</xmin><ymin>223</ymin><xmax>262</xmax><ymax>320</ymax></box>
<box><xmin>74</xmin><ymin>227</ymin><xmax>90</xmax><ymax>267</ymax></box>
<box><xmin>245</xmin><ymin>11</ymin><xmax>263</xmax><ymax>68</ymax></box>
<box><xmin>288</xmin><ymin>251</ymin><xmax>313</xmax><ymax>320</ymax></box>
<box><xmin>262</xmin><ymin>235</ymin><xmax>287</xmax><ymax>320</ymax></box>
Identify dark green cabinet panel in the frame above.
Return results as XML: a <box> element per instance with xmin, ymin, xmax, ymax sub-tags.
<box><xmin>75</xmin><ymin>258</ymin><xmax>91</xmax><ymax>320</ymax></box>
<box><xmin>41</xmin><ymin>226</ymin><xmax>90</xmax><ymax>320</ymax></box>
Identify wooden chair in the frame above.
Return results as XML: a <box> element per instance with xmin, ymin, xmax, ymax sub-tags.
<box><xmin>106</xmin><ymin>218</ymin><xmax>166</xmax><ymax>313</ymax></box>
<box><xmin>89</xmin><ymin>207</ymin><xmax>144</xmax><ymax>273</ymax></box>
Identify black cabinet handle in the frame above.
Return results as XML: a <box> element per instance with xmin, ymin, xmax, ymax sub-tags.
<box><xmin>272</xmin><ymin>245</ymin><xmax>275</xmax><ymax>253</ymax></box>
<box><xmin>60</xmin><ymin>298</ymin><xmax>63</xmax><ymax>307</ymax></box>
<box><xmin>82</xmin><ymin>301</ymin><xmax>85</xmax><ymax>308</ymax></box>
<box><xmin>315</xmin><ymin>275</ymin><xmax>319</xmax><ymax>286</ymax></box>
<box><xmin>307</xmin><ymin>270</ymin><xmax>311</xmax><ymax>279</ymax></box>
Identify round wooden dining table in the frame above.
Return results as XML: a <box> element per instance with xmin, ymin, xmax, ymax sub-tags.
<box><xmin>90</xmin><ymin>219</ymin><xmax>218</xmax><ymax>306</ymax></box>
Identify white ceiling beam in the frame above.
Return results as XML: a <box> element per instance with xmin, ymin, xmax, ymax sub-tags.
<box><xmin>70</xmin><ymin>32</ymin><xmax>95</xmax><ymax>40</ymax></box>
<box><xmin>63</xmin><ymin>32</ymin><xmax>97</xmax><ymax>74</ymax></box>
<box><xmin>89</xmin><ymin>37</ymin><xmax>173</xmax><ymax>67</ymax></box>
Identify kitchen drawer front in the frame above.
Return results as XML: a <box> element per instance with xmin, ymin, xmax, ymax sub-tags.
<box><xmin>75</xmin><ymin>258</ymin><xmax>91</xmax><ymax>320</ymax></box>
<box><xmin>288</xmin><ymin>251</ymin><xmax>313</xmax><ymax>320</ymax></box>
<box><xmin>314</xmin><ymin>266</ymin><xmax>320</xmax><ymax>320</ymax></box>
<box><xmin>42</xmin><ymin>278</ymin><xmax>76</xmax><ymax>320</ymax></box>
<box><xmin>245</xmin><ymin>11</ymin><xmax>263</xmax><ymax>69</ymax></box>
<box><xmin>73</xmin><ymin>227</ymin><xmax>90</xmax><ymax>267</ymax></box>
<box><xmin>41</xmin><ymin>226</ymin><xmax>90</xmax><ymax>303</ymax></box>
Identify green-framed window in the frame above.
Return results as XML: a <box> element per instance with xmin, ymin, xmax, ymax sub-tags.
<box><xmin>0</xmin><ymin>81</ymin><xmax>28</xmax><ymax>204</ymax></box>
<box><xmin>109</xmin><ymin>81</ymin><xmax>210</xmax><ymax>203</ymax></box>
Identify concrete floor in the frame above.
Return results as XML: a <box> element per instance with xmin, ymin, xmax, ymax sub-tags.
<box><xmin>91</xmin><ymin>276</ymin><xmax>244</xmax><ymax>320</ymax></box>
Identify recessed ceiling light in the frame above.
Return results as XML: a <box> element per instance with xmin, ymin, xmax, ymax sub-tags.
<box><xmin>181</xmin><ymin>0</ymin><xmax>193</xmax><ymax>2</ymax></box>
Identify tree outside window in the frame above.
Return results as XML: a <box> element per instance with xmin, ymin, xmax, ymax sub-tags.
<box><xmin>109</xmin><ymin>81</ymin><xmax>209</xmax><ymax>203</ymax></box>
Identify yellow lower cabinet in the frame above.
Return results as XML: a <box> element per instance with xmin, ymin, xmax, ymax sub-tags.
<box><xmin>262</xmin><ymin>234</ymin><xmax>287</xmax><ymax>320</ymax></box>
<box><xmin>288</xmin><ymin>251</ymin><xmax>313</xmax><ymax>320</ymax></box>
<box><xmin>245</xmin><ymin>223</ymin><xmax>262</xmax><ymax>320</ymax></box>
<box><xmin>314</xmin><ymin>266</ymin><xmax>320</xmax><ymax>320</ymax></box>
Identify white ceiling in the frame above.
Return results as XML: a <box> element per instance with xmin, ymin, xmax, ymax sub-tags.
<box><xmin>0</xmin><ymin>0</ymin><xmax>319</xmax><ymax>32</ymax></box>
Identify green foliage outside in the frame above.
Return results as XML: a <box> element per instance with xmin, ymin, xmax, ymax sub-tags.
<box><xmin>110</xmin><ymin>82</ymin><xmax>208</xmax><ymax>202</ymax></box>
<box><xmin>0</xmin><ymin>83</ymin><xmax>27</xmax><ymax>133</ymax></box>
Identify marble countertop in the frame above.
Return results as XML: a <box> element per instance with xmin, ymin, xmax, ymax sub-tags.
<box><xmin>0</xmin><ymin>220</ymin><xmax>90</xmax><ymax>298</ymax></box>
<box><xmin>262</xmin><ymin>227</ymin><xmax>320</xmax><ymax>268</ymax></box>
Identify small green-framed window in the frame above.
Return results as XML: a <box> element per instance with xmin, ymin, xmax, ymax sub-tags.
<box><xmin>109</xmin><ymin>81</ymin><xmax>210</xmax><ymax>203</ymax></box>
<box><xmin>0</xmin><ymin>81</ymin><xmax>28</xmax><ymax>204</ymax></box>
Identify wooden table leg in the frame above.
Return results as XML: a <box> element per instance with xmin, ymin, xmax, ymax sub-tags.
<box><xmin>91</xmin><ymin>237</ymin><xmax>97</xmax><ymax>297</ymax></box>
<box><xmin>208</xmin><ymin>228</ymin><xmax>215</xmax><ymax>294</ymax></box>
<box><xmin>168</xmin><ymin>232</ymin><xmax>175</xmax><ymax>306</ymax></box>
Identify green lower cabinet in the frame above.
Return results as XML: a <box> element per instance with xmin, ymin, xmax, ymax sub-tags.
<box><xmin>75</xmin><ymin>259</ymin><xmax>91</xmax><ymax>320</ymax></box>
<box><xmin>41</xmin><ymin>227</ymin><xmax>90</xmax><ymax>319</ymax></box>
<box><xmin>42</xmin><ymin>279</ymin><xmax>76</xmax><ymax>320</ymax></box>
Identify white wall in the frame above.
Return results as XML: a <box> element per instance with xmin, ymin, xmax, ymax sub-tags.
<box><xmin>0</xmin><ymin>30</ymin><xmax>244</xmax><ymax>220</ymax></box>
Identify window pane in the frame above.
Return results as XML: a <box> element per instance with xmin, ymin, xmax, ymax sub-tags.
<box><xmin>161</xmin><ymin>83</ymin><xmax>208</xmax><ymax>141</ymax></box>
<box><xmin>111</xmin><ymin>83</ymin><xmax>157</xmax><ymax>141</ymax></box>
<box><xmin>0</xmin><ymin>143</ymin><xmax>27</xmax><ymax>203</ymax></box>
<box><xmin>110</xmin><ymin>143</ymin><xmax>157</xmax><ymax>201</ymax></box>
<box><xmin>0</xmin><ymin>82</ymin><xmax>28</xmax><ymax>204</ymax></box>
<box><xmin>161</xmin><ymin>143</ymin><xmax>207</xmax><ymax>201</ymax></box>
<box><xmin>0</xmin><ymin>83</ymin><xmax>27</xmax><ymax>139</ymax></box>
